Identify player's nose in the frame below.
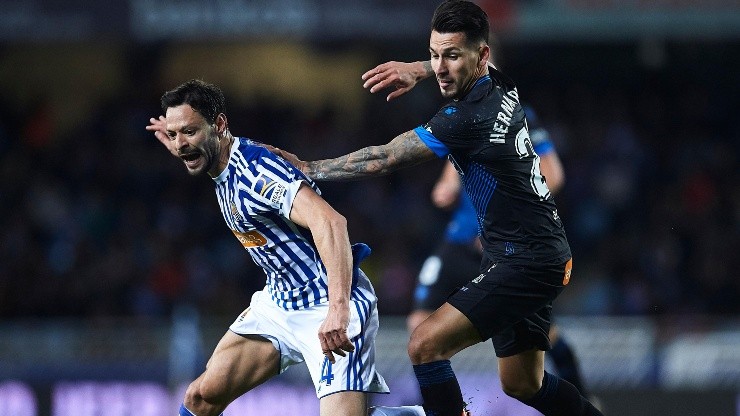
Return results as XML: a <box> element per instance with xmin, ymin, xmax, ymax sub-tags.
<box><xmin>173</xmin><ymin>133</ymin><xmax>189</xmax><ymax>149</ymax></box>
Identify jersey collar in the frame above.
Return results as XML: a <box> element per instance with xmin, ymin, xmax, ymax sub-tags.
<box><xmin>460</xmin><ymin>74</ymin><xmax>491</xmax><ymax>102</ymax></box>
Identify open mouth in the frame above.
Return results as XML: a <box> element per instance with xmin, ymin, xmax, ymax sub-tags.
<box><xmin>180</xmin><ymin>152</ymin><xmax>200</xmax><ymax>162</ymax></box>
<box><xmin>180</xmin><ymin>152</ymin><xmax>203</xmax><ymax>168</ymax></box>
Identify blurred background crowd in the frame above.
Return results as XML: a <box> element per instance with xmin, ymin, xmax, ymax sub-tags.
<box><xmin>1</xmin><ymin>3</ymin><xmax>738</xmax><ymax>414</ymax></box>
<box><xmin>0</xmin><ymin>1</ymin><xmax>738</xmax><ymax>323</ymax></box>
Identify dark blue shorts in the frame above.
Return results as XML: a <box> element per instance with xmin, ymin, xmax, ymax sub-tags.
<box><xmin>447</xmin><ymin>257</ymin><xmax>572</xmax><ymax>357</ymax></box>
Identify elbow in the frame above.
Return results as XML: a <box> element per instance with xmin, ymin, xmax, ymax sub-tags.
<box><xmin>326</xmin><ymin>211</ymin><xmax>348</xmax><ymax>230</ymax></box>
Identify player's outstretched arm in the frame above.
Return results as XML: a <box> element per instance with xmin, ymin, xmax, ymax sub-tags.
<box><xmin>360</xmin><ymin>60</ymin><xmax>496</xmax><ymax>102</ymax></box>
<box><xmin>272</xmin><ymin>129</ymin><xmax>437</xmax><ymax>181</ymax></box>
<box><xmin>361</xmin><ymin>61</ymin><xmax>434</xmax><ymax>101</ymax></box>
<box><xmin>146</xmin><ymin>115</ymin><xmax>179</xmax><ymax>157</ymax></box>
<box><xmin>289</xmin><ymin>184</ymin><xmax>355</xmax><ymax>363</ymax></box>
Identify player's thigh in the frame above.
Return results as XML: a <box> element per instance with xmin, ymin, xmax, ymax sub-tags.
<box><xmin>200</xmin><ymin>331</ymin><xmax>280</xmax><ymax>400</ymax></box>
<box><xmin>406</xmin><ymin>309</ymin><xmax>433</xmax><ymax>333</ymax></box>
<box><xmin>408</xmin><ymin>302</ymin><xmax>482</xmax><ymax>363</ymax></box>
<box><xmin>319</xmin><ymin>390</ymin><xmax>367</xmax><ymax>416</ymax></box>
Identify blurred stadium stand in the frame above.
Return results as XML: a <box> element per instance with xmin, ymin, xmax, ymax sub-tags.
<box><xmin>0</xmin><ymin>0</ymin><xmax>738</xmax><ymax>415</ymax></box>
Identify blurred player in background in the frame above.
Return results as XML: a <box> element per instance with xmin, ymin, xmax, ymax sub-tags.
<box><xmin>273</xmin><ymin>1</ymin><xmax>602</xmax><ymax>415</ymax></box>
<box><xmin>146</xmin><ymin>79</ymin><xmax>388</xmax><ymax>416</ymax></box>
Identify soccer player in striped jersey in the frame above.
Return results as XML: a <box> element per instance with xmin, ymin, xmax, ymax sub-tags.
<box><xmin>273</xmin><ymin>2</ymin><xmax>603</xmax><ymax>415</ymax></box>
<box><xmin>146</xmin><ymin>79</ymin><xmax>388</xmax><ymax>416</ymax></box>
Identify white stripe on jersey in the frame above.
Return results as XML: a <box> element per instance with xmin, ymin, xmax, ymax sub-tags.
<box><xmin>213</xmin><ymin>138</ymin><xmax>330</xmax><ymax>311</ymax></box>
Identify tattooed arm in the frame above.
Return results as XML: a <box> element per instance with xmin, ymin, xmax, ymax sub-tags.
<box><xmin>273</xmin><ymin>129</ymin><xmax>437</xmax><ymax>181</ymax></box>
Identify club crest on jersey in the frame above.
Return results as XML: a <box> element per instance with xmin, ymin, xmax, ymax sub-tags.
<box><xmin>254</xmin><ymin>173</ymin><xmax>286</xmax><ymax>204</ymax></box>
<box><xmin>232</xmin><ymin>230</ymin><xmax>267</xmax><ymax>248</ymax></box>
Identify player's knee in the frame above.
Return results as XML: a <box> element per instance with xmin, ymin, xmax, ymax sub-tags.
<box><xmin>500</xmin><ymin>375</ymin><xmax>542</xmax><ymax>400</ymax></box>
<box><xmin>407</xmin><ymin>330</ymin><xmax>437</xmax><ymax>364</ymax></box>
<box><xmin>183</xmin><ymin>381</ymin><xmax>202</xmax><ymax>409</ymax></box>
<box><xmin>187</xmin><ymin>377</ymin><xmax>228</xmax><ymax>407</ymax></box>
<box><xmin>199</xmin><ymin>379</ymin><xmax>229</xmax><ymax>405</ymax></box>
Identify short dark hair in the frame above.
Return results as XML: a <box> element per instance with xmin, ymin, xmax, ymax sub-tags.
<box><xmin>431</xmin><ymin>0</ymin><xmax>490</xmax><ymax>46</ymax></box>
<box><xmin>161</xmin><ymin>79</ymin><xmax>225</xmax><ymax>124</ymax></box>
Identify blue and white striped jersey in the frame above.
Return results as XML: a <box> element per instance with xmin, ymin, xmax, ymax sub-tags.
<box><xmin>212</xmin><ymin>137</ymin><xmax>331</xmax><ymax>311</ymax></box>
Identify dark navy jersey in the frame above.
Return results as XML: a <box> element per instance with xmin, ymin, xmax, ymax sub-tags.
<box><xmin>414</xmin><ymin>68</ymin><xmax>570</xmax><ymax>264</ymax></box>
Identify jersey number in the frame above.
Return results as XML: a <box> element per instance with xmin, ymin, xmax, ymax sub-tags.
<box><xmin>515</xmin><ymin>127</ymin><xmax>550</xmax><ymax>200</ymax></box>
<box><xmin>320</xmin><ymin>357</ymin><xmax>334</xmax><ymax>386</ymax></box>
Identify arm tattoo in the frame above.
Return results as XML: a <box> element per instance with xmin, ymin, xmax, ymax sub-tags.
<box><xmin>422</xmin><ymin>60</ymin><xmax>433</xmax><ymax>78</ymax></box>
<box><xmin>306</xmin><ymin>130</ymin><xmax>436</xmax><ymax>181</ymax></box>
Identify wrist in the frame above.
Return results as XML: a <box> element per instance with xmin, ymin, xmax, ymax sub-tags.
<box><xmin>418</xmin><ymin>60</ymin><xmax>434</xmax><ymax>80</ymax></box>
<box><xmin>329</xmin><ymin>298</ymin><xmax>350</xmax><ymax>309</ymax></box>
<box><xmin>413</xmin><ymin>61</ymin><xmax>434</xmax><ymax>81</ymax></box>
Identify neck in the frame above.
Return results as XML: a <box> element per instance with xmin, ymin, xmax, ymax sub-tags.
<box><xmin>208</xmin><ymin>133</ymin><xmax>235</xmax><ymax>178</ymax></box>
<box><xmin>458</xmin><ymin>64</ymin><xmax>489</xmax><ymax>99</ymax></box>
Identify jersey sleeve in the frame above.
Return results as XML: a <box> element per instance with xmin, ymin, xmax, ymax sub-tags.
<box><xmin>419</xmin><ymin>103</ymin><xmax>484</xmax><ymax>157</ymax></box>
<box><xmin>413</xmin><ymin>125</ymin><xmax>450</xmax><ymax>158</ymax></box>
<box><xmin>530</xmin><ymin>128</ymin><xmax>554</xmax><ymax>156</ymax></box>
<box><xmin>244</xmin><ymin>146</ymin><xmax>321</xmax><ymax>218</ymax></box>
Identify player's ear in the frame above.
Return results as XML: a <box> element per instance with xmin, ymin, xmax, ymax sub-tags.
<box><xmin>215</xmin><ymin>113</ymin><xmax>228</xmax><ymax>136</ymax></box>
<box><xmin>479</xmin><ymin>44</ymin><xmax>490</xmax><ymax>66</ymax></box>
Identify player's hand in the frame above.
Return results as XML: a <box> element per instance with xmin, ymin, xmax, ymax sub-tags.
<box><xmin>361</xmin><ymin>61</ymin><xmax>427</xmax><ymax>102</ymax></box>
<box><xmin>318</xmin><ymin>305</ymin><xmax>354</xmax><ymax>364</ymax></box>
<box><xmin>269</xmin><ymin>146</ymin><xmax>308</xmax><ymax>174</ymax></box>
<box><xmin>146</xmin><ymin>116</ymin><xmax>178</xmax><ymax>157</ymax></box>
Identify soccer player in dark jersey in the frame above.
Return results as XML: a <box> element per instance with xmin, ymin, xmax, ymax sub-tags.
<box><xmin>404</xmin><ymin>104</ymin><xmax>588</xmax><ymax>398</ymax></box>
<box><xmin>437</xmin><ymin>113</ymin><xmax>587</xmax><ymax>393</ymax></box>
<box><xmin>273</xmin><ymin>1</ymin><xmax>603</xmax><ymax>415</ymax></box>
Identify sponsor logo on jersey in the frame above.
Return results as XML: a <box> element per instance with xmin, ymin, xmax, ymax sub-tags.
<box><xmin>444</xmin><ymin>106</ymin><xmax>458</xmax><ymax>115</ymax></box>
<box><xmin>472</xmin><ymin>273</ymin><xmax>484</xmax><ymax>284</ymax></box>
<box><xmin>254</xmin><ymin>174</ymin><xmax>286</xmax><ymax>204</ymax></box>
<box><xmin>232</xmin><ymin>230</ymin><xmax>267</xmax><ymax>248</ymax></box>
<box><xmin>563</xmin><ymin>258</ymin><xmax>573</xmax><ymax>285</ymax></box>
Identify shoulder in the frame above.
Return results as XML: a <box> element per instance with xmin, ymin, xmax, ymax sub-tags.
<box><xmin>235</xmin><ymin>137</ymin><xmax>272</xmax><ymax>162</ymax></box>
<box><xmin>488</xmin><ymin>67</ymin><xmax>517</xmax><ymax>90</ymax></box>
<box><xmin>234</xmin><ymin>138</ymin><xmax>296</xmax><ymax>174</ymax></box>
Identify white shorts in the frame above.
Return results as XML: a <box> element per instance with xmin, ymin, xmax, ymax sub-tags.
<box><xmin>229</xmin><ymin>275</ymin><xmax>390</xmax><ymax>398</ymax></box>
